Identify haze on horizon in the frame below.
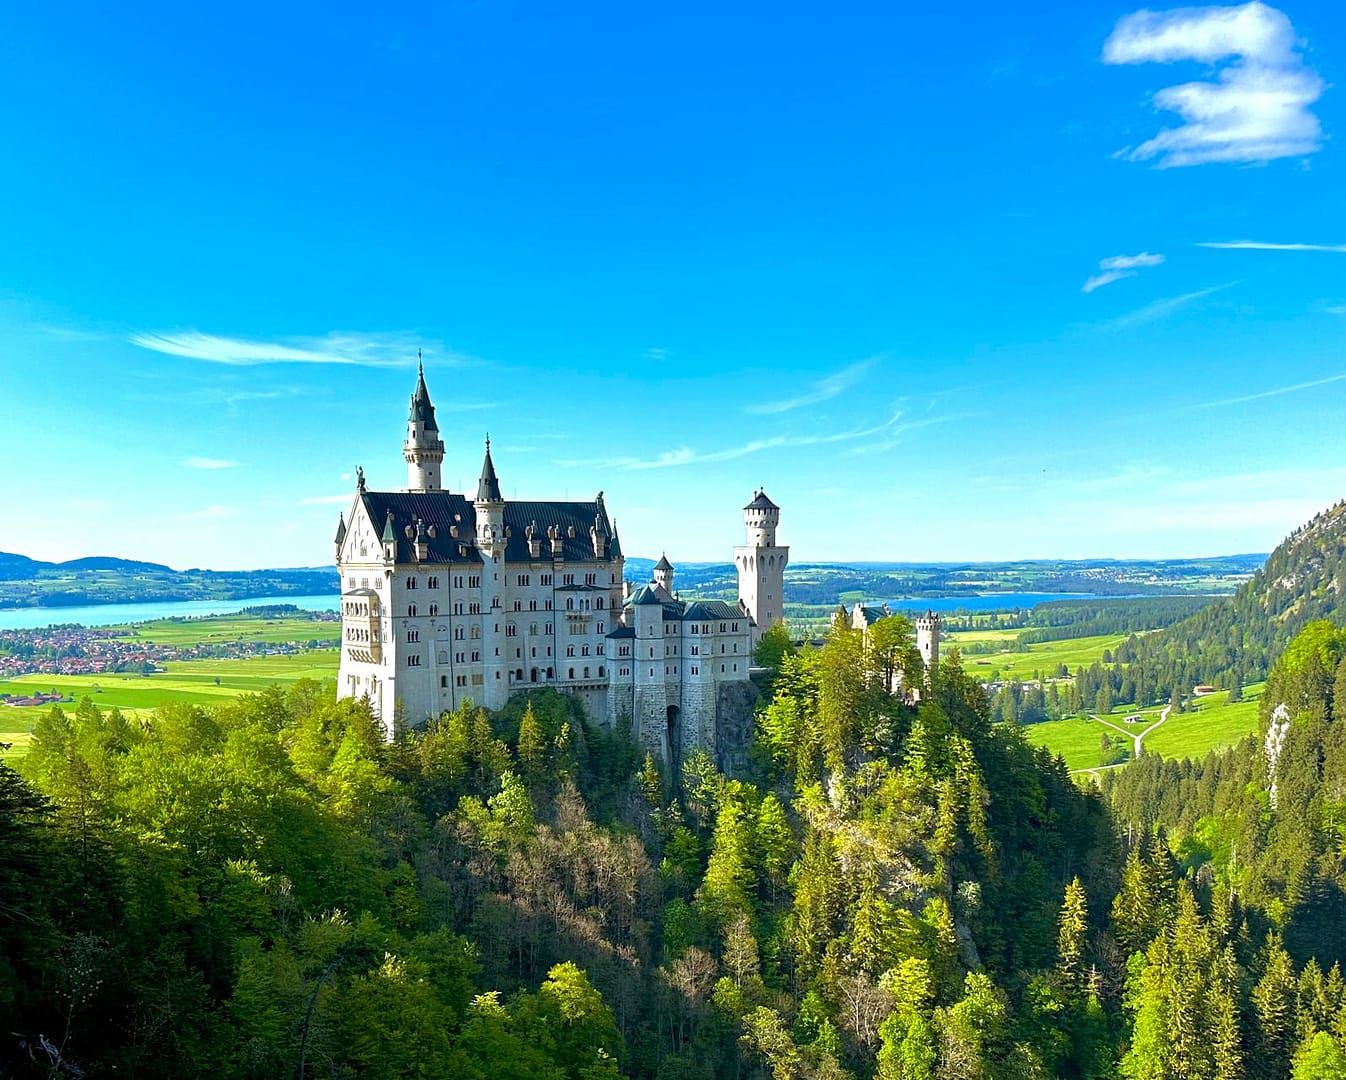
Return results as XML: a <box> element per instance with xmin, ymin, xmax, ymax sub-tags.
<box><xmin>2</xmin><ymin>0</ymin><xmax>1344</xmax><ymax>571</ymax></box>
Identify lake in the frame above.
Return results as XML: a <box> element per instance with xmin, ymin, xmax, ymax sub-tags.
<box><xmin>0</xmin><ymin>594</ymin><xmax>340</xmax><ymax>631</ymax></box>
<box><xmin>882</xmin><ymin>592</ymin><xmax>1107</xmax><ymax>613</ymax></box>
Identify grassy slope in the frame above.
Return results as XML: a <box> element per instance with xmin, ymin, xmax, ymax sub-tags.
<box><xmin>953</xmin><ymin>632</ymin><xmax>1137</xmax><ymax>681</ymax></box>
<box><xmin>0</xmin><ymin>649</ymin><xmax>339</xmax><ymax>760</ymax></box>
<box><xmin>110</xmin><ymin>614</ymin><xmax>339</xmax><ymax>645</ymax></box>
<box><xmin>1021</xmin><ymin>683</ymin><xmax>1265</xmax><ymax>771</ymax></box>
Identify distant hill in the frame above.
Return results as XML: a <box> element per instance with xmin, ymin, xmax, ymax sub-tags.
<box><xmin>0</xmin><ymin>549</ymin><xmax>340</xmax><ymax>610</ymax></box>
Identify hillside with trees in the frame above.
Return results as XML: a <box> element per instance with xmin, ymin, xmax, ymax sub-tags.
<box><xmin>6</xmin><ymin>608</ymin><xmax>1346</xmax><ymax>1076</ymax></box>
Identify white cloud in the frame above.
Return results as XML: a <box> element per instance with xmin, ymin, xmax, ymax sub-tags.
<box><xmin>643</xmin><ymin>347</ymin><xmax>669</xmax><ymax>361</ymax></box>
<box><xmin>131</xmin><ymin>330</ymin><xmax>471</xmax><ymax>368</ymax></box>
<box><xmin>182</xmin><ymin>456</ymin><xmax>239</xmax><ymax>470</ymax></box>
<box><xmin>1198</xmin><ymin>240</ymin><xmax>1346</xmax><ymax>253</ymax></box>
<box><xmin>745</xmin><ymin>358</ymin><xmax>876</xmax><ymax>415</ymax></box>
<box><xmin>1103</xmin><ymin>2</ymin><xmax>1323</xmax><ymax>167</ymax></box>
<box><xmin>1083</xmin><ymin>251</ymin><xmax>1166</xmax><ymax>292</ymax></box>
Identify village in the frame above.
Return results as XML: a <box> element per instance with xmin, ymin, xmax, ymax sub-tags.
<box><xmin>0</xmin><ymin>614</ymin><xmax>339</xmax><ymax>700</ymax></box>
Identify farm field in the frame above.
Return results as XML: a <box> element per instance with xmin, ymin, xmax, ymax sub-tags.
<box><xmin>110</xmin><ymin>613</ymin><xmax>339</xmax><ymax>646</ymax></box>
<box><xmin>0</xmin><ymin>649</ymin><xmax>339</xmax><ymax>760</ymax></box>
<box><xmin>951</xmin><ymin>631</ymin><xmax>1136</xmax><ymax>682</ymax></box>
<box><xmin>1021</xmin><ymin>682</ymin><xmax>1265</xmax><ymax>772</ymax></box>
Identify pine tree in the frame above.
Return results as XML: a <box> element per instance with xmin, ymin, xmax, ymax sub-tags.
<box><xmin>1252</xmin><ymin>933</ymin><xmax>1299</xmax><ymax>1080</ymax></box>
<box><xmin>1057</xmin><ymin>877</ymin><xmax>1089</xmax><ymax>993</ymax></box>
<box><xmin>516</xmin><ymin>703</ymin><xmax>546</xmax><ymax>785</ymax></box>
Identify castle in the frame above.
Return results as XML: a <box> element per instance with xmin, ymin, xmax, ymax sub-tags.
<box><xmin>334</xmin><ymin>366</ymin><xmax>786</xmax><ymax>764</ymax></box>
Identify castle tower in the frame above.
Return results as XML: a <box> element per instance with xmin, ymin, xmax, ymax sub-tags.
<box><xmin>916</xmin><ymin>610</ymin><xmax>941</xmax><ymax>685</ymax></box>
<box><xmin>734</xmin><ymin>489</ymin><xmax>788</xmax><ymax>645</ymax></box>
<box><xmin>474</xmin><ymin>438</ymin><xmax>508</xmax><ymax>707</ymax></box>
<box><xmin>403</xmin><ymin>361</ymin><xmax>445</xmax><ymax>492</ymax></box>
<box><xmin>653</xmin><ymin>554</ymin><xmax>674</xmax><ymax>595</ymax></box>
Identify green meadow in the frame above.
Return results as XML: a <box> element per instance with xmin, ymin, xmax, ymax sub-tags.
<box><xmin>110</xmin><ymin>613</ymin><xmax>339</xmax><ymax>646</ymax></box>
<box><xmin>951</xmin><ymin>630</ymin><xmax>1138</xmax><ymax>682</ymax></box>
<box><xmin>1021</xmin><ymin>682</ymin><xmax>1265</xmax><ymax>772</ymax></box>
<box><xmin>1</xmin><ymin>649</ymin><xmax>339</xmax><ymax>760</ymax></box>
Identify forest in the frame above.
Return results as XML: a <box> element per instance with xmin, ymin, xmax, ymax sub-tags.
<box><xmin>4</xmin><ymin>607</ymin><xmax>1346</xmax><ymax>1077</ymax></box>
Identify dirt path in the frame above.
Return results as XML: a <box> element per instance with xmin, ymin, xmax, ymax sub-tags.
<box><xmin>1090</xmin><ymin>704</ymin><xmax>1172</xmax><ymax>759</ymax></box>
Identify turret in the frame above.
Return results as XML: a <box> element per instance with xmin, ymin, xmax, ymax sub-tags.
<box><xmin>735</xmin><ymin>489</ymin><xmax>788</xmax><ymax>646</ymax></box>
<box><xmin>916</xmin><ymin>610</ymin><xmax>941</xmax><ymax>682</ymax></box>
<box><xmin>474</xmin><ymin>437</ymin><xmax>506</xmax><ymax>561</ymax></box>
<box><xmin>403</xmin><ymin>360</ymin><xmax>445</xmax><ymax>491</ymax></box>
<box><xmin>653</xmin><ymin>554</ymin><xmax>674</xmax><ymax>595</ymax></box>
<box><xmin>334</xmin><ymin>513</ymin><xmax>347</xmax><ymax>558</ymax></box>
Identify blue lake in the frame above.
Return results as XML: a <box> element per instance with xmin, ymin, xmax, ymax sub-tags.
<box><xmin>882</xmin><ymin>592</ymin><xmax>1106</xmax><ymax>613</ymax></box>
<box><xmin>0</xmin><ymin>594</ymin><xmax>339</xmax><ymax>631</ymax></box>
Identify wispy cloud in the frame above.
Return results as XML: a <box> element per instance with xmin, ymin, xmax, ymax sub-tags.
<box><xmin>745</xmin><ymin>358</ymin><xmax>875</xmax><ymax>416</ymax></box>
<box><xmin>1101</xmin><ymin>282</ymin><xmax>1236</xmax><ymax>330</ymax></box>
<box><xmin>558</xmin><ymin>406</ymin><xmax>951</xmax><ymax>471</ymax></box>
<box><xmin>1190</xmin><ymin>371</ymin><xmax>1346</xmax><ymax>409</ymax></box>
<box><xmin>182</xmin><ymin>456</ymin><xmax>239</xmax><ymax>470</ymax></box>
<box><xmin>643</xmin><ymin>347</ymin><xmax>668</xmax><ymax>361</ymax></box>
<box><xmin>1103</xmin><ymin>2</ymin><xmax>1323</xmax><ymax>167</ymax></box>
<box><xmin>1083</xmin><ymin>252</ymin><xmax>1165</xmax><ymax>293</ymax></box>
<box><xmin>1198</xmin><ymin>240</ymin><xmax>1346</xmax><ymax>253</ymax></box>
<box><xmin>131</xmin><ymin>330</ymin><xmax>471</xmax><ymax>368</ymax></box>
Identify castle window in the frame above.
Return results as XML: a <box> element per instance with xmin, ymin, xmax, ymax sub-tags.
<box><xmin>650</xmin><ymin>668</ymin><xmax>655</xmax><ymax>677</ymax></box>
<box><xmin>469</xmin><ymin>602</ymin><xmax>480</xmax><ymax>614</ymax></box>
<box><xmin>545</xmin><ymin>600</ymin><xmax>552</xmax><ymax>610</ymax></box>
<box><xmin>597</xmin><ymin>645</ymin><xmax>604</xmax><ymax>655</ymax></box>
<box><xmin>515</xmin><ymin>647</ymin><xmax>521</xmax><ymax>658</ymax></box>
<box><xmin>516</xmin><ymin>668</ymin><xmax>523</xmax><ymax>681</ymax></box>
<box><xmin>530</xmin><ymin>600</ymin><xmax>538</xmax><ymax>611</ymax></box>
<box><xmin>597</xmin><ymin>622</ymin><xmax>604</xmax><ymax>633</ymax></box>
<box><xmin>596</xmin><ymin>597</ymin><xmax>604</xmax><ymax>610</ymax></box>
<box><xmin>347</xmin><ymin>577</ymin><xmax>355</xmax><ymax>590</ymax></box>
<box><xmin>545</xmin><ymin>623</ymin><xmax>553</xmax><ymax>635</ymax></box>
<box><xmin>457</xmin><ymin>675</ymin><xmax>467</xmax><ymax>687</ymax></box>
<box><xmin>691</xmin><ymin>645</ymin><xmax>699</xmax><ymax>656</ymax></box>
<box><xmin>455</xmin><ymin>627</ymin><xmax>464</xmax><ymax>640</ymax></box>
<box><xmin>441</xmin><ymin>675</ymin><xmax>447</xmax><ymax>687</ymax></box>
<box><xmin>691</xmin><ymin>666</ymin><xmax>698</xmax><ymax>675</ymax></box>
<box><xmin>649</xmin><ymin>648</ymin><xmax>654</xmax><ymax>657</ymax></box>
<box><xmin>438</xmin><ymin>651</ymin><xmax>447</xmax><ymax>663</ymax></box>
<box><xmin>566</xmin><ymin>598</ymin><xmax>574</xmax><ymax>611</ymax></box>
<box><xmin>518</xmin><ymin>574</ymin><xmax>529</xmax><ymax>586</ymax></box>
<box><xmin>407</xmin><ymin>605</ymin><xmax>417</xmax><ymax>617</ymax></box>
<box><xmin>733</xmin><ymin>663</ymin><xmax>738</xmax><ymax>672</ymax></box>
<box><xmin>471</xmin><ymin>625</ymin><xmax>480</xmax><ymax>639</ymax></box>
<box><xmin>471</xmin><ymin>650</ymin><xmax>480</xmax><ymax>662</ymax></box>
<box><xmin>569</xmin><ymin>667</ymin><xmax>575</xmax><ymax>679</ymax></box>
<box><xmin>584</xmin><ymin>666</ymin><xmax>590</xmax><ymax>678</ymax></box>
<box><xmin>407</xmin><ymin>655</ymin><xmax>421</xmax><ymax>666</ymax></box>
<box><xmin>563</xmin><ymin>573</ymin><xmax>574</xmax><ymax>586</ymax></box>
<box><xmin>514</xmin><ymin>601</ymin><xmax>522</xmax><ymax>611</ymax></box>
<box><xmin>530</xmin><ymin>623</ymin><xmax>539</xmax><ymax>635</ymax></box>
<box><xmin>598</xmin><ymin>666</ymin><xmax>605</xmax><ymax>677</ymax></box>
<box><xmin>547</xmin><ymin>667</ymin><xmax>554</xmax><ymax>678</ymax></box>
<box><xmin>428</xmin><ymin>576</ymin><xmax>438</xmax><ymax>589</ymax></box>
<box><xmin>407</xmin><ymin>578</ymin><xmax>417</xmax><ymax>589</ymax></box>
<box><xmin>567</xmin><ymin>646</ymin><xmax>575</xmax><ymax>657</ymax></box>
<box><xmin>585</xmin><ymin>573</ymin><xmax>596</xmax><ymax>585</ymax></box>
<box><xmin>582</xmin><ymin>645</ymin><xmax>590</xmax><ymax>656</ymax></box>
<box><xmin>468</xmin><ymin>575</ymin><xmax>481</xmax><ymax>588</ymax></box>
<box><xmin>456</xmin><ymin>652</ymin><xmax>464</xmax><ymax>663</ymax></box>
<box><xmin>429</xmin><ymin>604</ymin><xmax>438</xmax><ymax>616</ymax></box>
<box><xmin>733</xmin><ymin>623</ymin><xmax>739</xmax><ymax>632</ymax></box>
<box><xmin>407</xmin><ymin>629</ymin><xmax>419</xmax><ymax>643</ymax></box>
<box><xmin>720</xmin><ymin>665</ymin><xmax>725</xmax><ymax>673</ymax></box>
<box><xmin>541</xmin><ymin>574</ymin><xmax>553</xmax><ymax>585</ymax></box>
<box><xmin>454</xmin><ymin>576</ymin><xmax>463</xmax><ymax>588</ymax></box>
<box><xmin>720</xmin><ymin>623</ymin><xmax>726</xmax><ymax>632</ymax></box>
<box><xmin>506</xmin><ymin>624</ymin><xmax>517</xmax><ymax>637</ymax></box>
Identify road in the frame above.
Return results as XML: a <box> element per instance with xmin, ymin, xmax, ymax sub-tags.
<box><xmin>1090</xmin><ymin>704</ymin><xmax>1172</xmax><ymax>759</ymax></box>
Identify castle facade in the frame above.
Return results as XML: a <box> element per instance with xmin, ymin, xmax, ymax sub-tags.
<box><xmin>334</xmin><ymin>367</ymin><xmax>785</xmax><ymax>763</ymax></box>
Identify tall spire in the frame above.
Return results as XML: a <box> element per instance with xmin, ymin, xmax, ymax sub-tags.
<box><xmin>476</xmin><ymin>435</ymin><xmax>503</xmax><ymax>503</ymax></box>
<box><xmin>404</xmin><ymin>359</ymin><xmax>445</xmax><ymax>491</ymax></box>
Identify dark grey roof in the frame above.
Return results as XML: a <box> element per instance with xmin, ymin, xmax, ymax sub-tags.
<box><xmin>625</xmin><ymin>593</ymin><xmax>747</xmax><ymax>623</ymax></box>
<box><xmin>606</xmin><ymin>626</ymin><xmax>636</xmax><ymax>639</ymax></box>
<box><xmin>745</xmin><ymin>489</ymin><xmax>779</xmax><ymax>511</ymax></box>
<box><xmin>334</xmin><ymin>514</ymin><xmax>347</xmax><ymax>546</ymax></box>
<box><xmin>356</xmin><ymin>490</ymin><xmax>617</xmax><ymax>565</ymax></box>
<box><xmin>654</xmin><ymin>554</ymin><xmax>673</xmax><ymax>571</ymax></box>
<box><xmin>629</xmin><ymin>584</ymin><xmax>663</xmax><ymax>606</ymax></box>
<box><xmin>476</xmin><ymin>441</ymin><xmax>503</xmax><ymax>503</ymax></box>
<box><xmin>408</xmin><ymin>366</ymin><xmax>439</xmax><ymax>432</ymax></box>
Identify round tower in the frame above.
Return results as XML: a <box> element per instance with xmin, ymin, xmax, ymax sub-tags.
<box><xmin>734</xmin><ymin>489</ymin><xmax>788</xmax><ymax>645</ymax></box>
<box><xmin>916</xmin><ymin>610</ymin><xmax>941</xmax><ymax>680</ymax></box>
<box><xmin>403</xmin><ymin>361</ymin><xmax>445</xmax><ymax>491</ymax></box>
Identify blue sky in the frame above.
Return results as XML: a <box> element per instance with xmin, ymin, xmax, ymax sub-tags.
<box><xmin>2</xmin><ymin>0</ymin><xmax>1344</xmax><ymax>569</ymax></box>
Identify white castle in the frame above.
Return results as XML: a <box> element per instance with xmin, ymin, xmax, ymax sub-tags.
<box><xmin>334</xmin><ymin>366</ymin><xmax>787</xmax><ymax>763</ymax></box>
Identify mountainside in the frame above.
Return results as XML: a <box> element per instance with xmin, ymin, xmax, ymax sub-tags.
<box><xmin>1119</xmin><ymin>499</ymin><xmax>1346</xmax><ymax>687</ymax></box>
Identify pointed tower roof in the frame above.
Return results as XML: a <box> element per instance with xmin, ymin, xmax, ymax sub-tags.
<box><xmin>476</xmin><ymin>437</ymin><xmax>503</xmax><ymax>503</ymax></box>
<box><xmin>408</xmin><ymin>360</ymin><xmax>439</xmax><ymax>432</ymax></box>
<box><xmin>654</xmin><ymin>553</ymin><xmax>673</xmax><ymax>572</ymax></box>
<box><xmin>381</xmin><ymin>510</ymin><xmax>397</xmax><ymax>543</ymax></box>
<box><xmin>745</xmin><ymin>489</ymin><xmax>779</xmax><ymax>511</ymax></box>
<box><xmin>334</xmin><ymin>513</ymin><xmax>347</xmax><ymax>546</ymax></box>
